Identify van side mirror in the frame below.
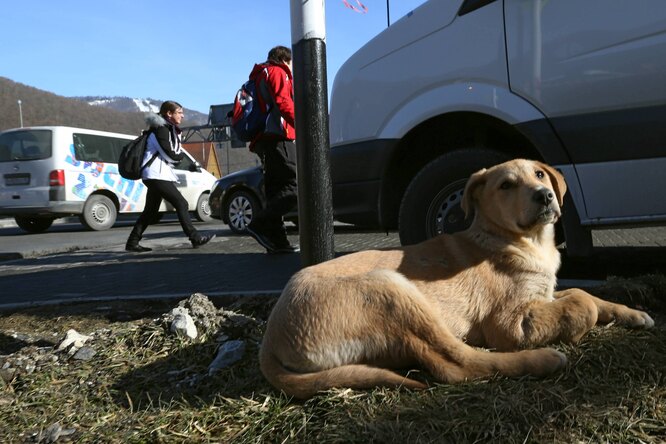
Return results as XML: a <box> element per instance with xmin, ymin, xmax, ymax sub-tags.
<box><xmin>189</xmin><ymin>163</ymin><xmax>201</xmax><ymax>173</ymax></box>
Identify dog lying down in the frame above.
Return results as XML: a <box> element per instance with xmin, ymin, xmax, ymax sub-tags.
<box><xmin>259</xmin><ymin>159</ymin><xmax>654</xmax><ymax>399</ymax></box>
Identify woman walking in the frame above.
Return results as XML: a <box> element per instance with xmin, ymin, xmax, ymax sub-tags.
<box><xmin>126</xmin><ymin>100</ymin><xmax>215</xmax><ymax>252</ymax></box>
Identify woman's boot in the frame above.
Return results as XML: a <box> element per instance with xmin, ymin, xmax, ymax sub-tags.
<box><xmin>125</xmin><ymin>226</ymin><xmax>152</xmax><ymax>252</ymax></box>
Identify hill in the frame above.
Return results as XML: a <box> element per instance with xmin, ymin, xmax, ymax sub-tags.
<box><xmin>0</xmin><ymin>77</ymin><xmax>205</xmax><ymax>135</ymax></box>
<box><xmin>72</xmin><ymin>96</ymin><xmax>207</xmax><ymax>126</ymax></box>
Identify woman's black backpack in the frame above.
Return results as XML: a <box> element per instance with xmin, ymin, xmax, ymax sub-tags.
<box><xmin>118</xmin><ymin>131</ymin><xmax>157</xmax><ymax>180</ymax></box>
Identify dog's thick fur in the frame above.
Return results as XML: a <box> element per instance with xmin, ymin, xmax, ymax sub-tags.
<box><xmin>259</xmin><ymin>159</ymin><xmax>654</xmax><ymax>399</ymax></box>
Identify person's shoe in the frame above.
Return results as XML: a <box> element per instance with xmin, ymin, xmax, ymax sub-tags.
<box><xmin>191</xmin><ymin>233</ymin><xmax>216</xmax><ymax>248</ymax></box>
<box><xmin>269</xmin><ymin>243</ymin><xmax>300</xmax><ymax>254</ymax></box>
<box><xmin>246</xmin><ymin>224</ymin><xmax>278</xmax><ymax>252</ymax></box>
<box><xmin>269</xmin><ymin>236</ymin><xmax>300</xmax><ymax>254</ymax></box>
<box><xmin>126</xmin><ymin>243</ymin><xmax>152</xmax><ymax>252</ymax></box>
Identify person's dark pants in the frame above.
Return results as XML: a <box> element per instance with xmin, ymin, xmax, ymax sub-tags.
<box><xmin>127</xmin><ymin>179</ymin><xmax>198</xmax><ymax>245</ymax></box>
<box><xmin>251</xmin><ymin>139</ymin><xmax>297</xmax><ymax>245</ymax></box>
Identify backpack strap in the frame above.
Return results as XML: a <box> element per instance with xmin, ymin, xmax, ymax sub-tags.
<box><xmin>141</xmin><ymin>152</ymin><xmax>159</xmax><ymax>171</ymax></box>
<box><xmin>139</xmin><ymin>130</ymin><xmax>159</xmax><ymax>171</ymax></box>
<box><xmin>254</xmin><ymin>63</ymin><xmax>273</xmax><ymax>113</ymax></box>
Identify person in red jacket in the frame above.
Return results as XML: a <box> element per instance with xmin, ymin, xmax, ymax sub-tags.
<box><xmin>245</xmin><ymin>46</ymin><xmax>299</xmax><ymax>254</ymax></box>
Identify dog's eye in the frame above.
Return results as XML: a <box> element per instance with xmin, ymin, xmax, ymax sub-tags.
<box><xmin>499</xmin><ymin>181</ymin><xmax>515</xmax><ymax>190</ymax></box>
<box><xmin>536</xmin><ymin>170</ymin><xmax>545</xmax><ymax>180</ymax></box>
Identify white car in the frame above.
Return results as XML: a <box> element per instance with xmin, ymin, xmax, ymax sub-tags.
<box><xmin>328</xmin><ymin>0</ymin><xmax>666</xmax><ymax>256</ymax></box>
<box><xmin>0</xmin><ymin>126</ymin><xmax>216</xmax><ymax>232</ymax></box>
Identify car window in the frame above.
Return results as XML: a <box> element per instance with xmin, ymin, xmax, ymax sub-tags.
<box><xmin>72</xmin><ymin>133</ymin><xmax>130</xmax><ymax>163</ymax></box>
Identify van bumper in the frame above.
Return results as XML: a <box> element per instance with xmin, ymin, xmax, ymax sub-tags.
<box><xmin>0</xmin><ymin>201</ymin><xmax>85</xmax><ymax>217</ymax></box>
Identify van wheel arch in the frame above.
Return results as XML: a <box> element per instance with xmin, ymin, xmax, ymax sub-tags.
<box><xmin>380</xmin><ymin>113</ymin><xmax>538</xmax><ymax>229</ymax></box>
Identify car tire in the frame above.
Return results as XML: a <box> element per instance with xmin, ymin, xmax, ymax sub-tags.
<box><xmin>80</xmin><ymin>194</ymin><xmax>117</xmax><ymax>231</ymax></box>
<box><xmin>398</xmin><ymin>148</ymin><xmax>510</xmax><ymax>245</ymax></box>
<box><xmin>14</xmin><ymin>216</ymin><xmax>54</xmax><ymax>233</ymax></box>
<box><xmin>225</xmin><ymin>190</ymin><xmax>260</xmax><ymax>234</ymax></box>
<box><xmin>195</xmin><ymin>192</ymin><xmax>213</xmax><ymax>222</ymax></box>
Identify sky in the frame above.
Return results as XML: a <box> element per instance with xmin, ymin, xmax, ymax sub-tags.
<box><xmin>1</xmin><ymin>0</ymin><xmax>426</xmax><ymax>114</ymax></box>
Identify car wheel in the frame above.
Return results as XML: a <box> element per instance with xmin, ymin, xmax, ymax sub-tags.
<box><xmin>225</xmin><ymin>190</ymin><xmax>260</xmax><ymax>234</ymax></box>
<box><xmin>80</xmin><ymin>194</ymin><xmax>117</xmax><ymax>231</ymax></box>
<box><xmin>14</xmin><ymin>216</ymin><xmax>54</xmax><ymax>233</ymax></box>
<box><xmin>398</xmin><ymin>149</ymin><xmax>510</xmax><ymax>245</ymax></box>
<box><xmin>195</xmin><ymin>192</ymin><xmax>213</xmax><ymax>222</ymax></box>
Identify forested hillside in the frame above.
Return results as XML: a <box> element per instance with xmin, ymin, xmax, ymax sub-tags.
<box><xmin>0</xmin><ymin>77</ymin><xmax>199</xmax><ymax>135</ymax></box>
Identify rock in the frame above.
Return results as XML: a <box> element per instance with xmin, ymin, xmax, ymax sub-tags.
<box><xmin>37</xmin><ymin>422</ymin><xmax>76</xmax><ymax>443</ymax></box>
<box><xmin>72</xmin><ymin>347</ymin><xmax>96</xmax><ymax>361</ymax></box>
<box><xmin>218</xmin><ymin>309</ymin><xmax>258</xmax><ymax>337</ymax></box>
<box><xmin>170</xmin><ymin>307</ymin><xmax>198</xmax><ymax>339</ymax></box>
<box><xmin>55</xmin><ymin>329</ymin><xmax>91</xmax><ymax>352</ymax></box>
<box><xmin>178</xmin><ymin>293</ymin><xmax>220</xmax><ymax>331</ymax></box>
<box><xmin>208</xmin><ymin>340</ymin><xmax>246</xmax><ymax>374</ymax></box>
<box><xmin>0</xmin><ymin>367</ymin><xmax>16</xmax><ymax>383</ymax></box>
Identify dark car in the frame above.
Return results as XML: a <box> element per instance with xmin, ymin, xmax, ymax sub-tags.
<box><xmin>209</xmin><ymin>166</ymin><xmax>298</xmax><ymax>233</ymax></box>
<box><xmin>209</xmin><ymin>166</ymin><xmax>264</xmax><ymax>233</ymax></box>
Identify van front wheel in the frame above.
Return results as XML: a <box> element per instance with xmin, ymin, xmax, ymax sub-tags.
<box><xmin>80</xmin><ymin>194</ymin><xmax>117</xmax><ymax>231</ymax></box>
<box><xmin>398</xmin><ymin>149</ymin><xmax>510</xmax><ymax>245</ymax></box>
<box><xmin>15</xmin><ymin>216</ymin><xmax>54</xmax><ymax>233</ymax></box>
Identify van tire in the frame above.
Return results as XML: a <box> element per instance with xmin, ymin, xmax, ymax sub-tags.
<box><xmin>398</xmin><ymin>149</ymin><xmax>510</xmax><ymax>245</ymax></box>
<box><xmin>195</xmin><ymin>193</ymin><xmax>213</xmax><ymax>222</ymax></box>
<box><xmin>80</xmin><ymin>194</ymin><xmax>117</xmax><ymax>231</ymax></box>
<box><xmin>15</xmin><ymin>216</ymin><xmax>54</xmax><ymax>233</ymax></box>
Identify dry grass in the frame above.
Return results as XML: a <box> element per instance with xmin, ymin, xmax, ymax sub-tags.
<box><xmin>0</xmin><ymin>276</ymin><xmax>664</xmax><ymax>443</ymax></box>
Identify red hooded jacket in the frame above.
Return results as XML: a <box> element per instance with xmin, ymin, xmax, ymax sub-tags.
<box><xmin>249</xmin><ymin>61</ymin><xmax>296</xmax><ymax>147</ymax></box>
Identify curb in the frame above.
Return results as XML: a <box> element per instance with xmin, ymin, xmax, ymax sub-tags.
<box><xmin>0</xmin><ymin>289</ymin><xmax>283</xmax><ymax>312</ymax></box>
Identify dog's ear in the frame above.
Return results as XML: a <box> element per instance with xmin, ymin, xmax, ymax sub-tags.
<box><xmin>461</xmin><ymin>168</ymin><xmax>487</xmax><ymax>218</ymax></box>
<box><xmin>538</xmin><ymin>162</ymin><xmax>567</xmax><ymax>206</ymax></box>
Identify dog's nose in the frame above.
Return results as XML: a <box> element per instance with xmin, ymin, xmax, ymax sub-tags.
<box><xmin>533</xmin><ymin>188</ymin><xmax>554</xmax><ymax>206</ymax></box>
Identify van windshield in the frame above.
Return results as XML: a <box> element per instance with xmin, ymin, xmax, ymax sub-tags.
<box><xmin>0</xmin><ymin>130</ymin><xmax>52</xmax><ymax>162</ymax></box>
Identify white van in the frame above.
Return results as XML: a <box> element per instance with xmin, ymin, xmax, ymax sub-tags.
<box><xmin>0</xmin><ymin>126</ymin><xmax>217</xmax><ymax>232</ymax></box>
<box><xmin>328</xmin><ymin>0</ymin><xmax>666</xmax><ymax>256</ymax></box>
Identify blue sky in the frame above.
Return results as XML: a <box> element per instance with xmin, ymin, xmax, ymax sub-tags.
<box><xmin>1</xmin><ymin>0</ymin><xmax>425</xmax><ymax>114</ymax></box>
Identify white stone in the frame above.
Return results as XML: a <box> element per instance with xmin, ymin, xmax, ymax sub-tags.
<box><xmin>170</xmin><ymin>308</ymin><xmax>198</xmax><ymax>339</ymax></box>
<box><xmin>56</xmin><ymin>329</ymin><xmax>91</xmax><ymax>352</ymax></box>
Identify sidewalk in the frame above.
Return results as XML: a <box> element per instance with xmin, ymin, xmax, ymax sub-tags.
<box><xmin>1</xmin><ymin>221</ymin><xmax>665</xmax><ymax>311</ymax></box>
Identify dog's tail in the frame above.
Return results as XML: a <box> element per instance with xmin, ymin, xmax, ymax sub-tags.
<box><xmin>259</xmin><ymin>348</ymin><xmax>426</xmax><ymax>399</ymax></box>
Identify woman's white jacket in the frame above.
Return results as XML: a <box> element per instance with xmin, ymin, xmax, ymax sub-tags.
<box><xmin>140</xmin><ymin>113</ymin><xmax>185</xmax><ymax>182</ymax></box>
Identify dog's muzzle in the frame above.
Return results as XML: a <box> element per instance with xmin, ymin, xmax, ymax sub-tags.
<box><xmin>532</xmin><ymin>188</ymin><xmax>555</xmax><ymax>207</ymax></box>
<box><xmin>526</xmin><ymin>187</ymin><xmax>561</xmax><ymax>226</ymax></box>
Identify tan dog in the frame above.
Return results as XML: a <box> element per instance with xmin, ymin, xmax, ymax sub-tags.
<box><xmin>259</xmin><ymin>159</ymin><xmax>654</xmax><ymax>399</ymax></box>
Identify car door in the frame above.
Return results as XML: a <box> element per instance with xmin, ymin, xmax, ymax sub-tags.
<box><xmin>505</xmin><ymin>0</ymin><xmax>666</xmax><ymax>223</ymax></box>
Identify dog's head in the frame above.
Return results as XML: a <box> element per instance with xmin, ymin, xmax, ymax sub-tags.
<box><xmin>461</xmin><ymin>159</ymin><xmax>567</xmax><ymax>235</ymax></box>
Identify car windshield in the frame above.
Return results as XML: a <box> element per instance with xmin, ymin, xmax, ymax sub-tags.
<box><xmin>0</xmin><ymin>130</ymin><xmax>52</xmax><ymax>162</ymax></box>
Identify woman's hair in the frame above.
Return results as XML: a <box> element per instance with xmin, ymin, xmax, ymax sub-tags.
<box><xmin>159</xmin><ymin>100</ymin><xmax>183</xmax><ymax>117</ymax></box>
<box><xmin>267</xmin><ymin>46</ymin><xmax>292</xmax><ymax>64</ymax></box>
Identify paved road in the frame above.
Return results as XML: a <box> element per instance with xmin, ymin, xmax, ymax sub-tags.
<box><xmin>0</xmin><ymin>218</ymin><xmax>665</xmax><ymax>309</ymax></box>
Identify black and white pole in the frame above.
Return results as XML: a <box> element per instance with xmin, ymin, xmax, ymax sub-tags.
<box><xmin>290</xmin><ymin>0</ymin><xmax>335</xmax><ymax>266</ymax></box>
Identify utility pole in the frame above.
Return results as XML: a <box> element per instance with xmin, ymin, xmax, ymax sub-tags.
<box><xmin>17</xmin><ymin>100</ymin><xmax>23</xmax><ymax>128</ymax></box>
<box><xmin>387</xmin><ymin>0</ymin><xmax>391</xmax><ymax>27</ymax></box>
<box><xmin>290</xmin><ymin>0</ymin><xmax>335</xmax><ymax>266</ymax></box>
